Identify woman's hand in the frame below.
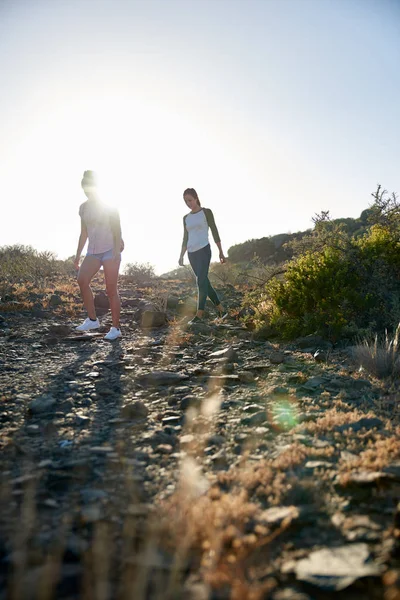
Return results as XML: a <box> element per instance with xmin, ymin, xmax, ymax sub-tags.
<box><xmin>219</xmin><ymin>252</ymin><xmax>227</xmax><ymax>264</ymax></box>
<box><xmin>178</xmin><ymin>256</ymin><xmax>184</xmax><ymax>267</ymax></box>
<box><xmin>73</xmin><ymin>257</ymin><xmax>80</xmax><ymax>271</ymax></box>
<box><xmin>120</xmin><ymin>239</ymin><xmax>125</xmax><ymax>252</ymax></box>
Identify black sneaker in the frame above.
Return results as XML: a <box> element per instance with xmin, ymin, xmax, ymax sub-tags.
<box><xmin>188</xmin><ymin>315</ymin><xmax>203</xmax><ymax>325</ymax></box>
<box><xmin>214</xmin><ymin>312</ymin><xmax>229</xmax><ymax>323</ymax></box>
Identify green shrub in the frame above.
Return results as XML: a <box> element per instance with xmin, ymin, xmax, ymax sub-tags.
<box><xmin>245</xmin><ymin>222</ymin><xmax>400</xmax><ymax>341</ymax></box>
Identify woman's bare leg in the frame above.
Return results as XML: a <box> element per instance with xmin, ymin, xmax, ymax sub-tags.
<box><xmin>103</xmin><ymin>258</ymin><xmax>121</xmax><ymax>327</ymax></box>
<box><xmin>77</xmin><ymin>256</ymin><xmax>102</xmax><ymax>319</ymax></box>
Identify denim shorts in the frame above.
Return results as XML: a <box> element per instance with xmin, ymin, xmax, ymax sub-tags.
<box><xmin>87</xmin><ymin>248</ymin><xmax>118</xmax><ymax>264</ymax></box>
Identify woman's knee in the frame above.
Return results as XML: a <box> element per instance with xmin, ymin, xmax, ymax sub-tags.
<box><xmin>77</xmin><ymin>274</ymin><xmax>90</xmax><ymax>288</ymax></box>
<box><xmin>106</xmin><ymin>285</ymin><xmax>119</xmax><ymax>299</ymax></box>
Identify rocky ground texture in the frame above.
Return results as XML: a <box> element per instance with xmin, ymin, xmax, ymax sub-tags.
<box><xmin>1</xmin><ymin>277</ymin><xmax>400</xmax><ymax>600</ymax></box>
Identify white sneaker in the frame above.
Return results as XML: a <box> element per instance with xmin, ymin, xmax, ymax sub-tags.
<box><xmin>76</xmin><ymin>317</ymin><xmax>100</xmax><ymax>332</ymax></box>
<box><xmin>104</xmin><ymin>327</ymin><xmax>122</xmax><ymax>340</ymax></box>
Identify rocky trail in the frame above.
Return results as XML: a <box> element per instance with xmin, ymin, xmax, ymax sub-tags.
<box><xmin>1</xmin><ymin>278</ymin><xmax>400</xmax><ymax>600</ymax></box>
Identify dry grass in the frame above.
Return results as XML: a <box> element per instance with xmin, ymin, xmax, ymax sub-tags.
<box><xmin>338</xmin><ymin>430</ymin><xmax>400</xmax><ymax>476</ymax></box>
<box><xmin>0</xmin><ymin>279</ymin><xmax>81</xmax><ymax>315</ymax></box>
<box><xmin>352</xmin><ymin>324</ymin><xmax>400</xmax><ymax>380</ymax></box>
<box><xmin>299</xmin><ymin>407</ymin><xmax>378</xmax><ymax>435</ymax></box>
<box><xmin>0</xmin><ymin>301</ymin><xmax>34</xmax><ymax>312</ymax></box>
<box><xmin>160</xmin><ymin>469</ymin><xmax>287</xmax><ymax>598</ymax></box>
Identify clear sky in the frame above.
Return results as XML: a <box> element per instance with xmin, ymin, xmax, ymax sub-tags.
<box><xmin>1</xmin><ymin>0</ymin><xmax>399</xmax><ymax>274</ymax></box>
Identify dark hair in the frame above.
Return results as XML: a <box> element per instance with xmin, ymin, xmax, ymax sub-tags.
<box><xmin>81</xmin><ymin>170</ymin><xmax>97</xmax><ymax>189</ymax></box>
<box><xmin>183</xmin><ymin>188</ymin><xmax>201</xmax><ymax>207</ymax></box>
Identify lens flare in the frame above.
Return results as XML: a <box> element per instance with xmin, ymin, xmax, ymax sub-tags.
<box><xmin>269</xmin><ymin>397</ymin><xmax>299</xmax><ymax>431</ymax></box>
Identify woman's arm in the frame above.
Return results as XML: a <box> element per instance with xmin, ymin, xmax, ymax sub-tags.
<box><xmin>179</xmin><ymin>216</ymin><xmax>188</xmax><ymax>266</ymax></box>
<box><xmin>74</xmin><ymin>219</ymin><xmax>88</xmax><ymax>270</ymax></box>
<box><xmin>110</xmin><ymin>209</ymin><xmax>122</xmax><ymax>260</ymax></box>
<box><xmin>205</xmin><ymin>208</ymin><xmax>226</xmax><ymax>263</ymax></box>
<box><xmin>216</xmin><ymin>241</ymin><xmax>226</xmax><ymax>263</ymax></box>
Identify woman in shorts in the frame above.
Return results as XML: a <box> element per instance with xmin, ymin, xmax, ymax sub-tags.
<box><xmin>74</xmin><ymin>170</ymin><xmax>123</xmax><ymax>340</ymax></box>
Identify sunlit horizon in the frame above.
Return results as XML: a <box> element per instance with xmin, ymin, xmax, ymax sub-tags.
<box><xmin>1</xmin><ymin>0</ymin><xmax>399</xmax><ymax>274</ymax></box>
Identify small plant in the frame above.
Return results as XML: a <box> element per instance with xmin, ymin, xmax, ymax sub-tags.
<box><xmin>123</xmin><ymin>261</ymin><xmax>156</xmax><ymax>282</ymax></box>
<box><xmin>352</xmin><ymin>324</ymin><xmax>400</xmax><ymax>380</ymax></box>
<box><xmin>209</xmin><ymin>261</ymin><xmax>240</xmax><ymax>286</ymax></box>
<box><xmin>149</xmin><ymin>286</ymin><xmax>169</xmax><ymax>312</ymax></box>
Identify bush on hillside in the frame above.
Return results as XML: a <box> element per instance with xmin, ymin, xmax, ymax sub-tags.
<box><xmin>123</xmin><ymin>261</ymin><xmax>155</xmax><ymax>283</ymax></box>
<box><xmin>209</xmin><ymin>261</ymin><xmax>242</xmax><ymax>287</ymax></box>
<box><xmin>227</xmin><ymin>204</ymin><xmax>375</xmax><ymax>266</ymax></box>
<box><xmin>244</xmin><ymin>188</ymin><xmax>400</xmax><ymax>340</ymax></box>
<box><xmin>0</xmin><ymin>245</ymin><xmax>74</xmax><ymax>297</ymax></box>
<box><xmin>159</xmin><ymin>265</ymin><xmax>193</xmax><ymax>281</ymax></box>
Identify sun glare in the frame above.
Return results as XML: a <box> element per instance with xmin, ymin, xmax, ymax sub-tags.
<box><xmin>1</xmin><ymin>77</ymin><xmax>264</xmax><ymax>273</ymax></box>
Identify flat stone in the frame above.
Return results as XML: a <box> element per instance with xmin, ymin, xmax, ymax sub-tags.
<box><xmin>180</xmin><ymin>434</ymin><xmax>196</xmax><ymax>447</ymax></box>
<box><xmin>241</xmin><ymin>411</ymin><xmax>267</xmax><ymax>426</ymax></box>
<box><xmin>146</xmin><ymin>431</ymin><xmax>176</xmax><ymax>447</ymax></box>
<box><xmin>94</xmin><ymin>292</ymin><xmax>109</xmax><ymax>309</ymax></box>
<box><xmin>259</xmin><ymin>506</ymin><xmax>299</xmax><ymax>526</ymax></box>
<box><xmin>173</xmin><ymin>386</ymin><xmax>192</xmax><ymax>394</ymax></box>
<box><xmin>80</xmin><ymin>489</ymin><xmax>108</xmax><ymax>503</ymax></box>
<box><xmin>269</xmin><ymin>352</ymin><xmax>285</xmax><ymax>364</ymax></box>
<box><xmin>208</xmin><ymin>375</ymin><xmax>239</xmax><ymax>383</ymax></box>
<box><xmin>26</xmin><ymin>424</ymin><xmax>41</xmax><ymax>434</ymax></box>
<box><xmin>338</xmin><ymin>471</ymin><xmax>392</xmax><ymax>486</ymax></box>
<box><xmin>141</xmin><ymin>311</ymin><xmax>167</xmax><ymax>328</ymax></box>
<box><xmin>48</xmin><ymin>325</ymin><xmax>71</xmax><ymax>336</ymax></box>
<box><xmin>64</xmin><ymin>333</ymin><xmax>103</xmax><ymax>341</ymax></box>
<box><xmin>352</xmin><ymin>378</ymin><xmax>372</xmax><ymax>390</ymax></box>
<box><xmin>242</xmin><ymin>403</ymin><xmax>264</xmax><ymax>413</ymax></box>
<box><xmin>75</xmin><ymin>413</ymin><xmax>90</xmax><ymax>425</ymax></box>
<box><xmin>303</xmin><ymin>376</ymin><xmax>327</xmax><ymax>390</ymax></box>
<box><xmin>156</xmin><ymin>444</ymin><xmax>174</xmax><ymax>454</ymax></box>
<box><xmin>305</xmin><ymin>461</ymin><xmax>333</xmax><ymax>469</ymax></box>
<box><xmin>180</xmin><ymin>395</ymin><xmax>202</xmax><ymax>411</ymax></box>
<box><xmin>162</xmin><ymin>416</ymin><xmax>182</xmax><ymax>427</ymax></box>
<box><xmin>247</xmin><ymin>363</ymin><xmax>271</xmax><ymax>371</ymax></box>
<box><xmin>86</xmin><ymin>371</ymin><xmax>100</xmax><ymax>378</ymax></box>
<box><xmin>121</xmin><ymin>400</ymin><xmax>149</xmax><ymax>420</ymax></box>
<box><xmin>137</xmin><ymin>371</ymin><xmax>189</xmax><ymax>386</ymax></box>
<box><xmin>383</xmin><ymin>461</ymin><xmax>400</xmax><ymax>480</ymax></box>
<box><xmin>238</xmin><ymin>371</ymin><xmax>256</xmax><ymax>383</ymax></box>
<box><xmin>49</xmin><ymin>294</ymin><xmax>63</xmax><ymax>307</ymax></box>
<box><xmin>271</xmin><ymin>386</ymin><xmax>289</xmax><ymax>395</ymax></box>
<box><xmin>254</xmin><ymin>426</ymin><xmax>270</xmax><ymax>436</ymax></box>
<box><xmin>335</xmin><ymin>417</ymin><xmax>383</xmax><ymax>433</ymax></box>
<box><xmin>90</xmin><ymin>446</ymin><xmax>114</xmax><ymax>453</ymax></box>
<box><xmin>28</xmin><ymin>395</ymin><xmax>56</xmax><ymax>414</ymax></box>
<box><xmin>208</xmin><ymin>346</ymin><xmax>238</xmax><ymax>361</ymax></box>
<box><xmin>81</xmin><ymin>505</ymin><xmax>103</xmax><ymax>523</ymax></box>
<box><xmin>294</xmin><ymin>543</ymin><xmax>382</xmax><ymax>591</ymax></box>
<box><xmin>207</xmin><ymin>434</ymin><xmax>225</xmax><ymax>446</ymax></box>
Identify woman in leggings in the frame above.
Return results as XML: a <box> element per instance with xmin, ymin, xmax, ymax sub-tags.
<box><xmin>74</xmin><ymin>170</ymin><xmax>124</xmax><ymax>340</ymax></box>
<box><xmin>179</xmin><ymin>188</ymin><xmax>227</xmax><ymax>324</ymax></box>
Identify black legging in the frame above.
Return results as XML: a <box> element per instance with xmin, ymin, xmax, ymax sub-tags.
<box><xmin>188</xmin><ymin>244</ymin><xmax>220</xmax><ymax>311</ymax></box>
